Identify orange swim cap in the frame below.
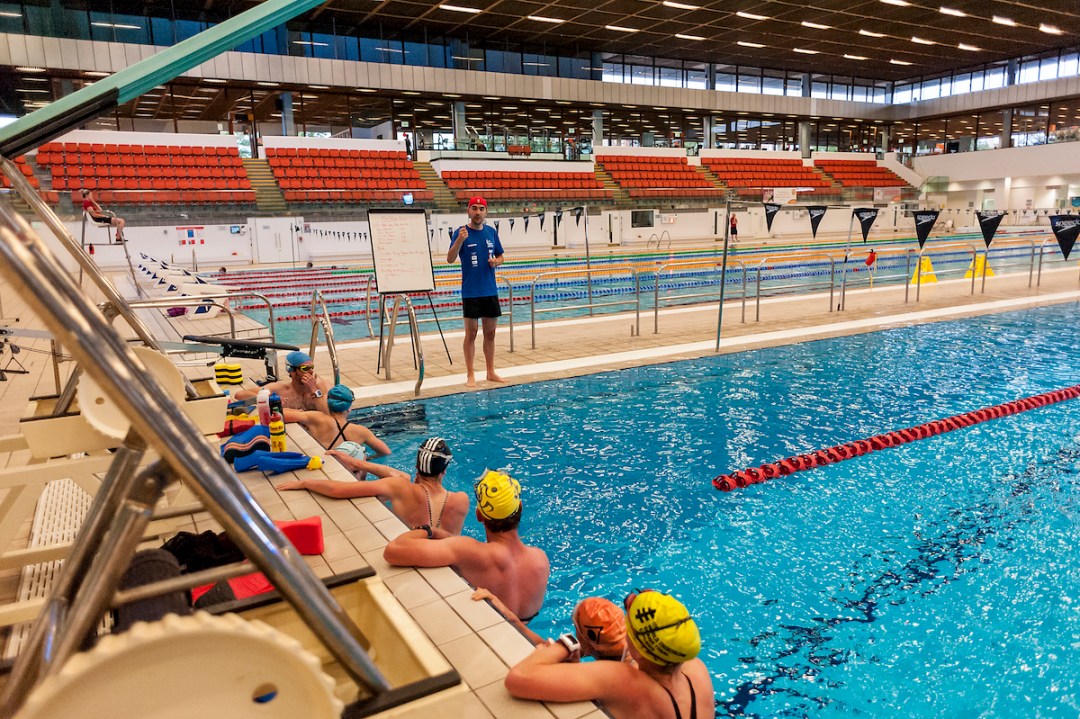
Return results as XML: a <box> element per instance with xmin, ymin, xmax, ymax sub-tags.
<box><xmin>572</xmin><ymin>597</ymin><xmax>626</xmax><ymax>659</ymax></box>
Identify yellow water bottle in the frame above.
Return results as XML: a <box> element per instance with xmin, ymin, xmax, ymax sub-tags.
<box><xmin>269</xmin><ymin>410</ymin><xmax>287</xmax><ymax>453</ymax></box>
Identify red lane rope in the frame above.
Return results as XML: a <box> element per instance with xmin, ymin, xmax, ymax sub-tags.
<box><xmin>712</xmin><ymin>384</ymin><xmax>1080</xmax><ymax>492</ymax></box>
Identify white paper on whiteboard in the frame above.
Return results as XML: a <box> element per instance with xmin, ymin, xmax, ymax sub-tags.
<box><xmin>368</xmin><ymin>209</ymin><xmax>435</xmax><ymax>294</ymax></box>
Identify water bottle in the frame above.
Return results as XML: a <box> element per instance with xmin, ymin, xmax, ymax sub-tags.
<box><xmin>269</xmin><ymin>410</ymin><xmax>287</xmax><ymax>453</ymax></box>
<box><xmin>256</xmin><ymin>388</ymin><xmax>271</xmax><ymax>426</ymax></box>
<box><xmin>269</xmin><ymin>392</ymin><xmax>283</xmax><ymax>417</ymax></box>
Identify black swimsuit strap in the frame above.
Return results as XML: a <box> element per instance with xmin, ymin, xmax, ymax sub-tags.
<box><xmin>326</xmin><ymin>417</ymin><xmax>351</xmax><ymax>450</ymax></box>
<box><xmin>659</xmin><ymin>675</ymin><xmax>697</xmax><ymax>719</ymax></box>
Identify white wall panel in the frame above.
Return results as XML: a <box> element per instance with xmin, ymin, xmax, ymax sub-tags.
<box><xmin>7</xmin><ymin>34</ymin><xmax>27</xmax><ymax>65</ymax></box>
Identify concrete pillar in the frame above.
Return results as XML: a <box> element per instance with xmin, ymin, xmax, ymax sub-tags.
<box><xmin>592</xmin><ymin>110</ymin><xmax>604</xmax><ymax>149</ymax></box>
<box><xmin>879</xmin><ymin>126</ymin><xmax>890</xmax><ymax>154</ymax></box>
<box><xmin>798</xmin><ymin>121</ymin><xmax>812</xmax><ymax>158</ymax></box>
<box><xmin>280</xmin><ymin>91</ymin><xmax>295</xmax><ymax>136</ymax></box>
<box><xmin>1001</xmin><ymin>109</ymin><xmax>1013</xmax><ymax>149</ymax></box>
<box><xmin>702</xmin><ymin>116</ymin><xmax>713</xmax><ymax>149</ymax></box>
<box><xmin>452</xmin><ymin>101</ymin><xmax>468</xmax><ymax>149</ymax></box>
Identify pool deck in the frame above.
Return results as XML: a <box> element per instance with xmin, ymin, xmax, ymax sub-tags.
<box><xmin>0</xmin><ymin>236</ymin><xmax>1077</xmax><ymax>718</ymax></box>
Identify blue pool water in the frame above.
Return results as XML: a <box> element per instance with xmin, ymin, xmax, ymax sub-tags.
<box><xmin>354</xmin><ymin>300</ymin><xmax>1080</xmax><ymax>717</ymax></box>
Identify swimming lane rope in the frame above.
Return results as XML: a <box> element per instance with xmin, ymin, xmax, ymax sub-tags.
<box><xmin>712</xmin><ymin>384</ymin><xmax>1080</xmax><ymax>492</ymax></box>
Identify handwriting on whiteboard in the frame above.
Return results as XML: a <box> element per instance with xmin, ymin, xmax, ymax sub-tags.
<box><xmin>369</xmin><ymin>211</ymin><xmax>435</xmax><ymax>294</ymax></box>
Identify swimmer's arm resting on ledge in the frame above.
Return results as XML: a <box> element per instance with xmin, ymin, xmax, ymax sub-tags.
<box><xmin>276</xmin><ymin>475</ymin><xmax>402</xmax><ymax>500</ymax></box>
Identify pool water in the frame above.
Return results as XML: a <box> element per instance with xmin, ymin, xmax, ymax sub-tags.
<box><xmin>354</xmin><ymin>301</ymin><xmax>1080</xmax><ymax>717</ymax></box>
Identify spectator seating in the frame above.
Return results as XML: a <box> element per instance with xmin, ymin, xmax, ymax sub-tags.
<box><xmin>814</xmin><ymin>159</ymin><xmax>909</xmax><ymax>188</ymax></box>
<box><xmin>702</xmin><ymin>157</ymin><xmax>832</xmax><ymax>190</ymax></box>
<box><xmin>441</xmin><ymin>169</ymin><xmax>611</xmax><ymax>203</ymax></box>
<box><xmin>35</xmin><ymin>142</ymin><xmax>254</xmax><ymax>205</ymax></box>
<box><xmin>594</xmin><ymin>155</ymin><xmax>725</xmax><ymax>198</ymax></box>
<box><xmin>0</xmin><ymin>156</ymin><xmax>59</xmax><ymax>203</ymax></box>
<box><xmin>267</xmin><ymin>148</ymin><xmax>432</xmax><ymax>204</ymax></box>
<box><xmin>507</xmin><ymin>145</ymin><xmax>532</xmax><ymax>157</ymax></box>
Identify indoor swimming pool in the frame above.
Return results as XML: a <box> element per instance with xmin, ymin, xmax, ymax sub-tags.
<box><xmin>352</xmin><ymin>301</ymin><xmax>1080</xmax><ymax>718</ymax></box>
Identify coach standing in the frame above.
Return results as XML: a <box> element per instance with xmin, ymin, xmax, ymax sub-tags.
<box><xmin>447</xmin><ymin>196</ymin><xmax>505</xmax><ymax>387</ymax></box>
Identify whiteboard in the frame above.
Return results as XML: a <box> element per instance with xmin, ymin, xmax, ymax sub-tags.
<box><xmin>368</xmin><ymin>209</ymin><xmax>435</xmax><ymax>294</ymax></box>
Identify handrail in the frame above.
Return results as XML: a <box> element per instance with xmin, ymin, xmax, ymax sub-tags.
<box><xmin>653</xmin><ymin>258</ymin><xmax>747</xmax><ymax>333</ymax></box>
<box><xmin>129</xmin><ymin>290</ymin><xmax>278</xmax><ymax>339</ymax></box>
<box><xmin>0</xmin><ymin>204</ymin><xmax>389</xmax><ymax>714</ymax></box>
<box><xmin>753</xmin><ymin>252</ymin><xmax>836</xmax><ymax>321</ymax></box>
<box><xmin>363</xmin><ymin>273</ymin><xmax>377</xmax><ymax>337</ymax></box>
<box><xmin>0</xmin><ymin>156</ymin><xmax>198</xmax><ymax>402</ymax></box>
<box><xmin>914</xmin><ymin>242</ymin><xmax>977</xmax><ymax>302</ymax></box>
<box><xmin>308</xmin><ymin>289</ymin><xmax>341</xmax><ymax>386</ymax></box>
<box><xmin>1034</xmin><ymin>237</ymin><xmax>1060</xmax><ymax>287</ymax></box>
<box><xmin>645</xmin><ymin>231</ymin><xmax>672</xmax><ymax>251</ymax></box>
<box><xmin>530</xmin><ymin>266</ymin><xmax>640</xmax><ymax>349</ymax></box>
<box><xmin>381</xmin><ymin>294</ymin><xmax>426</xmax><ymax>396</ymax></box>
<box><xmin>498</xmin><ymin>276</ymin><xmax>515</xmax><ymax>353</ymax></box>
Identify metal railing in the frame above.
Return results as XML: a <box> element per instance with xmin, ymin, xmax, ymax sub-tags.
<box><xmin>380</xmin><ymin>294</ymin><xmax>426</xmax><ymax>396</ymax></box>
<box><xmin>653</xmin><ymin>258</ymin><xmax>747</xmax><ymax>333</ymax></box>
<box><xmin>646</xmin><ymin>231</ymin><xmax>672</xmax><ymax>251</ymax></box>
<box><xmin>530</xmin><ymin>266</ymin><xmax>641</xmax><ymax>349</ymax></box>
<box><xmin>912</xmin><ymin>242</ymin><xmax>978</xmax><ymax>301</ymax></box>
<box><xmin>753</xmin><ymin>252</ymin><xmax>837</xmax><ymax>321</ymax></box>
<box><xmin>498</xmin><ymin>276</ymin><xmax>515</xmax><ymax>353</ymax></box>
<box><xmin>308</xmin><ymin>289</ymin><xmax>341</xmax><ymax>386</ymax></box>
<box><xmin>0</xmin><ymin>203</ymin><xmax>389</xmax><ymax>715</ymax></box>
<box><xmin>128</xmin><ymin>291</ymin><xmax>278</xmax><ymax>344</ymax></box>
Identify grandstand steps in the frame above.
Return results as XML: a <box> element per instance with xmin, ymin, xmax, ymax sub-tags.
<box><xmin>243</xmin><ymin>158</ymin><xmax>287</xmax><ymax>214</ymax></box>
<box><xmin>592</xmin><ymin>166</ymin><xmax>630</xmax><ymax>206</ymax></box>
<box><xmin>415</xmin><ymin>160</ymin><xmax>456</xmax><ymax>211</ymax></box>
<box><xmin>811</xmin><ymin>166</ymin><xmax>842</xmax><ymax>189</ymax></box>
<box><xmin>695</xmin><ymin>164</ymin><xmax>725</xmax><ymax>190</ymax></box>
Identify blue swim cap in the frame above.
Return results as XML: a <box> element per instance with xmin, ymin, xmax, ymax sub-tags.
<box><xmin>327</xmin><ymin>384</ymin><xmax>354</xmax><ymax>414</ymax></box>
<box><xmin>286</xmin><ymin>351</ymin><xmax>312</xmax><ymax>370</ymax></box>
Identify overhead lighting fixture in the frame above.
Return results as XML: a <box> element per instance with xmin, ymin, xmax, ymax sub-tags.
<box><xmin>675</xmin><ymin>33</ymin><xmax>705</xmax><ymax>41</ymax></box>
<box><xmin>938</xmin><ymin>7</ymin><xmax>966</xmax><ymax>16</ymax></box>
<box><xmin>356</xmin><ymin>88</ymin><xmax>377</xmax><ymax>93</ymax></box>
<box><xmin>309</xmin><ymin>85</ymin><xmax>329</xmax><ymax>89</ymax></box>
<box><xmin>256</xmin><ymin>81</ymin><xmax>279</xmax><ymax>87</ymax></box>
<box><xmin>801</xmin><ymin>21</ymin><xmax>831</xmax><ymax>29</ymax></box>
<box><xmin>662</xmin><ymin>1</ymin><xmax>701</xmax><ymax>8</ymax></box>
<box><xmin>1039</xmin><ymin>24</ymin><xmax>1062</xmax><ymax>35</ymax></box>
<box><xmin>736</xmin><ymin>11</ymin><xmax>769</xmax><ymax>20</ymax></box>
<box><xmin>91</xmin><ymin>21</ymin><xmax>141</xmax><ymax>30</ymax></box>
<box><xmin>15</xmin><ymin>88</ymin><xmax>50</xmax><ymax>94</ymax></box>
<box><xmin>858</xmin><ymin>29</ymin><xmax>885</xmax><ymax>37</ymax></box>
<box><xmin>402</xmin><ymin>90</ymin><xmax>421</xmax><ymax>95</ymax></box>
<box><xmin>292</xmin><ymin>40</ymin><xmax>329</xmax><ymax>47</ymax></box>
<box><xmin>0</xmin><ymin>10</ymin><xmax>21</xmax><ymax>16</ymax></box>
<box><xmin>451</xmin><ymin>55</ymin><xmax>482</xmax><ymax>62</ymax></box>
<box><xmin>844</xmin><ymin>54</ymin><xmax>868</xmax><ymax>60</ymax></box>
<box><xmin>204</xmin><ymin>78</ymin><xmax>226</xmax><ymax>83</ymax></box>
<box><xmin>958</xmin><ymin>43</ymin><xmax>981</xmax><ymax>51</ymax></box>
<box><xmin>15</xmin><ymin>66</ymin><xmax>46</xmax><ymax>73</ymax></box>
<box><xmin>793</xmin><ymin>48</ymin><xmax>820</xmax><ymax>54</ymax></box>
<box><xmin>84</xmin><ymin>71</ymin><xmax>110</xmax><ymax>77</ymax></box>
<box><xmin>737</xmin><ymin>41</ymin><xmax>765</xmax><ymax>48</ymax></box>
<box><xmin>880</xmin><ymin>0</ymin><xmax>910</xmax><ymax>5</ymax></box>
<box><xmin>605</xmin><ymin>24</ymin><xmax>639</xmax><ymax>32</ymax></box>
<box><xmin>376</xmin><ymin>47</ymin><xmax>403</xmax><ymax>53</ymax></box>
<box><xmin>911</xmin><ymin>36</ymin><xmax>935</xmax><ymax>44</ymax></box>
<box><xmin>890</xmin><ymin>59</ymin><xmax>913</xmax><ymax>65</ymax></box>
<box><xmin>991</xmin><ymin>15</ymin><xmax>1016</xmax><ymax>26</ymax></box>
<box><xmin>439</xmin><ymin>4</ymin><xmax>481</xmax><ymax>13</ymax></box>
<box><xmin>527</xmin><ymin>15</ymin><xmax>565</xmax><ymax>23</ymax></box>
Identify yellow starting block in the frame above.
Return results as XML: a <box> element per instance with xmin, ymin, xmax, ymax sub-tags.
<box><xmin>964</xmin><ymin>255</ymin><xmax>995</xmax><ymax>278</ymax></box>
<box><xmin>911</xmin><ymin>256</ymin><xmax>937</xmax><ymax>283</ymax></box>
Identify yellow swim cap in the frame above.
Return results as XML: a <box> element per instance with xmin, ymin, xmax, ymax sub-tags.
<box><xmin>474</xmin><ymin>470</ymin><xmax>521</xmax><ymax>520</ymax></box>
<box><xmin>626</xmin><ymin>592</ymin><xmax>700</xmax><ymax>666</ymax></box>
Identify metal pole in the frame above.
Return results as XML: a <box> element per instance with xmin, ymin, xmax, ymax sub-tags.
<box><xmin>714</xmin><ymin>196</ymin><xmax>732</xmax><ymax>351</ymax></box>
<box><xmin>839</xmin><ymin>212</ymin><xmax>855</xmax><ymax>311</ymax></box>
<box><xmin>583</xmin><ymin>207</ymin><xmax>594</xmax><ymax>315</ymax></box>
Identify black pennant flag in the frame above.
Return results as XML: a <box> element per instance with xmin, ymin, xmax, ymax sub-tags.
<box><xmin>447</xmin><ymin>227</ymin><xmax>455</xmax><ymax>244</ymax></box>
<box><xmin>509</xmin><ymin>218</ymin><xmax>516</xmax><ymax>231</ymax></box>
<box><xmin>494</xmin><ymin>220</ymin><xmax>500</xmax><ymax>233</ymax></box>
<box><xmin>1049</xmin><ymin>215</ymin><xmax>1080</xmax><ymax>260</ymax></box>
<box><xmin>975</xmin><ymin>211</ymin><xmax>1004</xmax><ymax>248</ymax></box>
<box><xmin>429</xmin><ymin>229</ymin><xmax>434</xmax><ymax>241</ymax></box>
<box><xmin>853</xmin><ymin>208</ymin><xmax>879</xmax><ymax>243</ymax></box>
<box><xmin>539</xmin><ymin>214</ymin><xmax>546</xmax><ymax>231</ymax></box>
<box><xmin>574</xmin><ymin>207</ymin><xmax>583</xmax><ymax>226</ymax></box>
<box><xmin>807</xmin><ymin>206</ymin><xmax>828</xmax><ymax>238</ymax></box>
<box><xmin>913</xmin><ymin>209</ymin><xmax>940</xmax><ymax>249</ymax></box>
<box><xmin>524</xmin><ymin>216</ymin><xmax>530</xmax><ymax>232</ymax></box>
<box><xmin>763</xmin><ymin>203</ymin><xmax>782</xmax><ymax>232</ymax></box>
<box><xmin>554</xmin><ymin>209</ymin><xmax>563</xmax><ymax>228</ymax></box>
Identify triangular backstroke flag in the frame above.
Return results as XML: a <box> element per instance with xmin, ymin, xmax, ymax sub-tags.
<box><xmin>554</xmin><ymin>209</ymin><xmax>563</xmax><ymax>228</ymax></box>
<box><xmin>574</xmin><ymin>207</ymin><xmax>584</xmax><ymax>226</ymax></box>
<box><xmin>447</xmin><ymin>227</ymin><xmax>455</xmax><ymax>244</ymax></box>
<box><xmin>524</xmin><ymin>216</ymin><xmax>530</xmax><ymax>232</ymax></box>
<box><xmin>975</xmin><ymin>211</ymin><xmax>1004</xmax><ymax>248</ymax></box>
<box><xmin>853</xmin><ymin>208</ymin><xmax>879</xmax><ymax>243</ymax></box>
<box><xmin>913</xmin><ymin>209</ymin><xmax>940</xmax><ymax>249</ymax></box>
<box><xmin>1049</xmin><ymin>215</ymin><xmax>1080</xmax><ymax>260</ymax></box>
<box><xmin>539</xmin><ymin>214</ymin><xmax>546</xmax><ymax>231</ymax></box>
<box><xmin>508</xmin><ymin>218</ymin><xmax>515</xmax><ymax>231</ymax></box>
<box><xmin>494</xmin><ymin>220</ymin><xmax>500</xmax><ymax>233</ymax></box>
<box><xmin>429</xmin><ymin>229</ymin><xmax>434</xmax><ymax>241</ymax></box>
<box><xmin>808</xmin><ymin>206</ymin><xmax>828</xmax><ymax>238</ymax></box>
<box><xmin>763</xmin><ymin>203</ymin><xmax>782</xmax><ymax>232</ymax></box>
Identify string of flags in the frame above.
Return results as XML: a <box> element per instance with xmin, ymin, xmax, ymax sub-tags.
<box><xmin>445</xmin><ymin>205</ymin><xmax>587</xmax><ymax>243</ymax></box>
<box><xmin>308</xmin><ymin>228</ymin><xmax>368</xmax><ymax>242</ymax></box>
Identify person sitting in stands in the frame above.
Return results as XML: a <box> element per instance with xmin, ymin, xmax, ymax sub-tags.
<box><xmin>81</xmin><ymin>188</ymin><xmax>126</xmax><ymax>243</ymax></box>
<box><xmin>234</xmin><ymin>351</ymin><xmax>331</xmax><ymax>412</ymax></box>
<box><xmin>475</xmin><ymin>591</ymin><xmax>627</xmax><ymax>661</ymax></box>
<box><xmin>384</xmin><ymin>469</ymin><xmax>549</xmax><ymax>620</ymax></box>
<box><xmin>278</xmin><ymin>437</ymin><xmax>469</xmax><ymax>536</ymax></box>
<box><xmin>282</xmin><ymin>384</ymin><xmax>389</xmax><ymax>456</ymax></box>
<box><xmin>505</xmin><ymin>589</ymin><xmax>715</xmax><ymax>719</ymax></box>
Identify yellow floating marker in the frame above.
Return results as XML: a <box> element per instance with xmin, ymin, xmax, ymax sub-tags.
<box><xmin>964</xmin><ymin>255</ymin><xmax>995</xmax><ymax>278</ymax></box>
<box><xmin>911</xmin><ymin>256</ymin><xmax>937</xmax><ymax>284</ymax></box>
<box><xmin>214</xmin><ymin>362</ymin><xmax>243</xmax><ymax>386</ymax></box>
